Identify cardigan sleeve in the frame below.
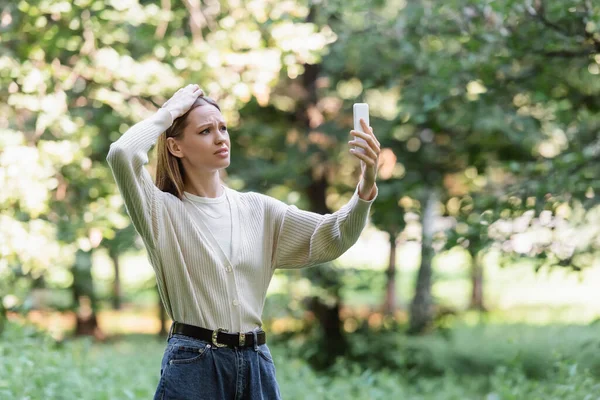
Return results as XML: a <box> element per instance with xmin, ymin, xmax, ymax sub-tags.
<box><xmin>106</xmin><ymin>108</ymin><xmax>173</xmax><ymax>248</ymax></box>
<box><xmin>269</xmin><ymin>184</ymin><xmax>377</xmax><ymax>270</ymax></box>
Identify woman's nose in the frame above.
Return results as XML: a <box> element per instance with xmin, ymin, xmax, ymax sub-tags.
<box><xmin>215</xmin><ymin>130</ymin><xmax>227</xmax><ymax>142</ymax></box>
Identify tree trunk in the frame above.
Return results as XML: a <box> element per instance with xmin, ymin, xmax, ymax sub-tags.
<box><xmin>72</xmin><ymin>249</ymin><xmax>105</xmax><ymax>340</ymax></box>
<box><xmin>296</xmin><ymin>4</ymin><xmax>346</xmax><ymax>367</ymax></box>
<box><xmin>469</xmin><ymin>251</ymin><xmax>486</xmax><ymax>311</ymax></box>
<box><xmin>0</xmin><ymin>302</ymin><xmax>5</xmax><ymax>334</ymax></box>
<box><xmin>304</xmin><ymin>178</ymin><xmax>347</xmax><ymax>366</ymax></box>
<box><xmin>109</xmin><ymin>248</ymin><xmax>122</xmax><ymax>310</ymax></box>
<box><xmin>383</xmin><ymin>232</ymin><xmax>398</xmax><ymax>315</ymax></box>
<box><xmin>307</xmin><ymin>294</ymin><xmax>345</xmax><ymax>361</ymax></box>
<box><xmin>409</xmin><ymin>190</ymin><xmax>438</xmax><ymax>334</ymax></box>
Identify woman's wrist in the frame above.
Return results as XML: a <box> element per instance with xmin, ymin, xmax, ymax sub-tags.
<box><xmin>159</xmin><ymin>106</ymin><xmax>175</xmax><ymax>125</ymax></box>
<box><xmin>358</xmin><ymin>179</ymin><xmax>377</xmax><ymax>201</ymax></box>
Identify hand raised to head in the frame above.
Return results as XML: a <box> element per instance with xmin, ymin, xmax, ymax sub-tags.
<box><xmin>162</xmin><ymin>84</ymin><xmax>204</xmax><ymax>121</ymax></box>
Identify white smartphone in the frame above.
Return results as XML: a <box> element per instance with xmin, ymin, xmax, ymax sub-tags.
<box><xmin>353</xmin><ymin>103</ymin><xmax>369</xmax><ymax>155</ymax></box>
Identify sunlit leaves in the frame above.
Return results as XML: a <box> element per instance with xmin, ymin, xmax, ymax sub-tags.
<box><xmin>1</xmin><ymin>0</ymin><xmax>345</xmax><ymax>313</ymax></box>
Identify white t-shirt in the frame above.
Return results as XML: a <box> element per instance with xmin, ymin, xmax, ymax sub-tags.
<box><xmin>184</xmin><ymin>186</ymin><xmax>232</xmax><ymax>260</ymax></box>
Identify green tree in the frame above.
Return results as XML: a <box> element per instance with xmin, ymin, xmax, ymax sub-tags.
<box><xmin>1</xmin><ymin>0</ymin><xmax>338</xmax><ymax>337</ymax></box>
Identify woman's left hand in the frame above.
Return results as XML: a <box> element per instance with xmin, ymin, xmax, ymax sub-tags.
<box><xmin>349</xmin><ymin>118</ymin><xmax>380</xmax><ymax>200</ymax></box>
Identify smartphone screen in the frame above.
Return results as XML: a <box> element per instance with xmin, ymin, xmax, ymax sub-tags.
<box><xmin>353</xmin><ymin>103</ymin><xmax>369</xmax><ymax>154</ymax></box>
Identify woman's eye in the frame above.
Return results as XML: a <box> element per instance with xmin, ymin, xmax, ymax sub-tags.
<box><xmin>201</xmin><ymin>129</ymin><xmax>210</xmax><ymax>134</ymax></box>
<box><xmin>220</xmin><ymin>126</ymin><xmax>227</xmax><ymax>131</ymax></box>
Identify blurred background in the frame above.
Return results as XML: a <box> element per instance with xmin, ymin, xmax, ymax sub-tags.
<box><xmin>1</xmin><ymin>0</ymin><xmax>600</xmax><ymax>398</ymax></box>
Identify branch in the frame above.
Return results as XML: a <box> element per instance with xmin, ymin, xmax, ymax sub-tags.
<box><xmin>80</xmin><ymin>10</ymin><xmax>96</xmax><ymax>55</ymax></box>
<box><xmin>154</xmin><ymin>0</ymin><xmax>171</xmax><ymax>40</ymax></box>
<box><xmin>182</xmin><ymin>0</ymin><xmax>205</xmax><ymax>44</ymax></box>
<box><xmin>582</xmin><ymin>0</ymin><xmax>592</xmax><ymax>14</ymax></box>
<box><xmin>533</xmin><ymin>49</ymin><xmax>597</xmax><ymax>58</ymax></box>
<box><xmin>526</xmin><ymin>0</ymin><xmax>572</xmax><ymax>38</ymax></box>
<box><xmin>581</xmin><ymin>0</ymin><xmax>600</xmax><ymax>52</ymax></box>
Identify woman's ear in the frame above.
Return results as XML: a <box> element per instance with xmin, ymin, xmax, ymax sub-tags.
<box><xmin>166</xmin><ymin>137</ymin><xmax>184</xmax><ymax>158</ymax></box>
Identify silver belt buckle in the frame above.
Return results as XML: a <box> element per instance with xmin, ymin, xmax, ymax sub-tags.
<box><xmin>212</xmin><ymin>327</ymin><xmax>229</xmax><ymax>347</ymax></box>
<box><xmin>239</xmin><ymin>332</ymin><xmax>246</xmax><ymax>347</ymax></box>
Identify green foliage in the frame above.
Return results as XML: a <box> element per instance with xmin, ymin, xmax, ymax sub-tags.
<box><xmin>0</xmin><ymin>0</ymin><xmax>336</xmax><ymax>311</ymax></box>
<box><xmin>2</xmin><ymin>0</ymin><xmax>600</xmax><ymax>362</ymax></box>
<box><xmin>2</xmin><ymin>320</ymin><xmax>600</xmax><ymax>399</ymax></box>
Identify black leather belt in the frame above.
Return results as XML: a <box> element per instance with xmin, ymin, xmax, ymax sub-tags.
<box><xmin>169</xmin><ymin>321</ymin><xmax>266</xmax><ymax>348</ymax></box>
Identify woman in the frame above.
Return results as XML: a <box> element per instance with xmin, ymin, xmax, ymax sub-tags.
<box><xmin>106</xmin><ymin>84</ymin><xmax>380</xmax><ymax>399</ymax></box>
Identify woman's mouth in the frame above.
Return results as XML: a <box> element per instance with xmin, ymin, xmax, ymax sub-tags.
<box><xmin>215</xmin><ymin>148</ymin><xmax>229</xmax><ymax>158</ymax></box>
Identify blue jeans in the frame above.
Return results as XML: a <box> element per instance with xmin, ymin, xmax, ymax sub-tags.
<box><xmin>153</xmin><ymin>332</ymin><xmax>282</xmax><ymax>400</ymax></box>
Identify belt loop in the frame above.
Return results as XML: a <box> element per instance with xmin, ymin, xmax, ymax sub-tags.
<box><xmin>167</xmin><ymin>321</ymin><xmax>175</xmax><ymax>342</ymax></box>
<box><xmin>251</xmin><ymin>330</ymin><xmax>258</xmax><ymax>351</ymax></box>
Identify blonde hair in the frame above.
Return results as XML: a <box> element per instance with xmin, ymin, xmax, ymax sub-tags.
<box><xmin>155</xmin><ymin>96</ymin><xmax>222</xmax><ymax>200</ymax></box>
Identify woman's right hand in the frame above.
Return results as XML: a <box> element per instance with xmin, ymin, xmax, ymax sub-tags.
<box><xmin>161</xmin><ymin>84</ymin><xmax>204</xmax><ymax>121</ymax></box>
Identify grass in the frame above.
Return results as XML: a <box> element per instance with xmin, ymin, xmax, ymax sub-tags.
<box><xmin>1</xmin><ymin>320</ymin><xmax>599</xmax><ymax>399</ymax></box>
<box><xmin>9</xmin><ymin>243</ymin><xmax>598</xmax><ymax>398</ymax></box>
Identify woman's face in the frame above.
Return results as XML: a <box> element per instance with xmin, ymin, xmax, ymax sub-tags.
<box><xmin>168</xmin><ymin>105</ymin><xmax>231</xmax><ymax>172</ymax></box>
